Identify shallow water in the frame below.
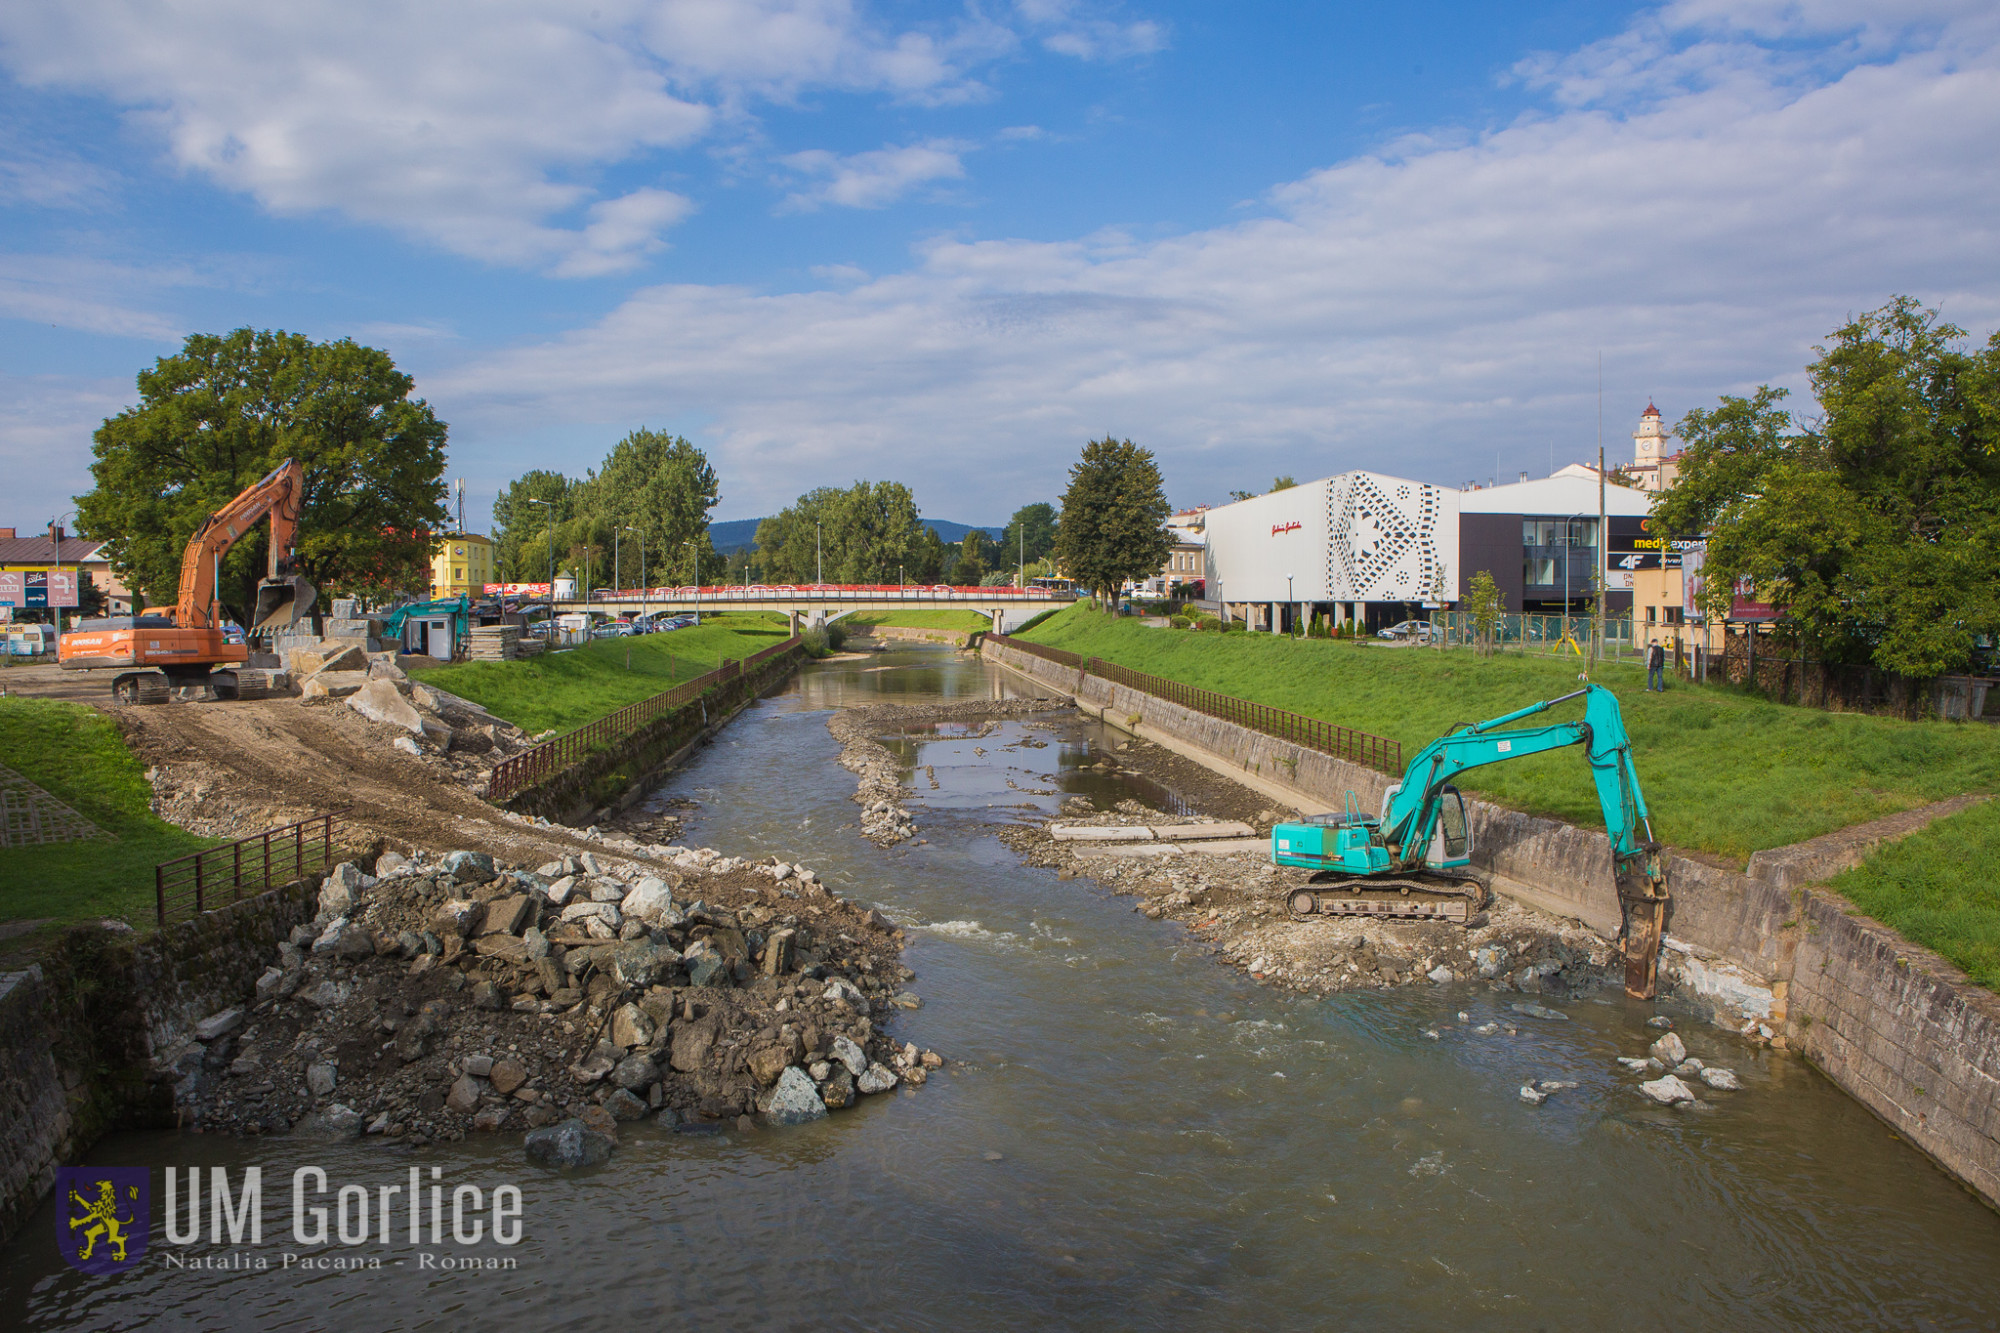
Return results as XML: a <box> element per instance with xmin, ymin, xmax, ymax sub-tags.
<box><xmin>7</xmin><ymin>647</ymin><xmax>1999</xmax><ymax>1331</ymax></box>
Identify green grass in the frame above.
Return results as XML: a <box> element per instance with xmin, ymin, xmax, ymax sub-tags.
<box><xmin>1020</xmin><ymin>605</ymin><xmax>2000</xmax><ymax>865</ymax></box>
<box><xmin>409</xmin><ymin>612</ymin><xmax>793</xmax><ymax>734</ymax></box>
<box><xmin>1830</xmin><ymin>800</ymin><xmax>2000</xmax><ymax>989</ymax></box>
<box><xmin>0</xmin><ymin>699</ymin><xmax>216</xmax><ymax>929</ymax></box>
<box><xmin>840</xmin><ymin>609</ymin><xmax>991</xmax><ymax>632</ymax></box>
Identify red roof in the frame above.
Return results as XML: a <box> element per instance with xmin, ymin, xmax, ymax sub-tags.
<box><xmin>1642</xmin><ymin>402</ymin><xmax>1661</xmax><ymax>418</ymax></box>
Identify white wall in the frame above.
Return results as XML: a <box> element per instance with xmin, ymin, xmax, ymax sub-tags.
<box><xmin>1201</xmin><ymin>480</ymin><xmax>1332</xmax><ymax>606</ymax></box>
<box><xmin>1203</xmin><ymin>470</ymin><xmax>1460</xmax><ymax>606</ymax></box>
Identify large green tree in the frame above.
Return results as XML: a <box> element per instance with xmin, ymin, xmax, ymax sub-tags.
<box><xmin>78</xmin><ymin>328</ymin><xmax>448</xmax><ymax>613</ymax></box>
<box><xmin>754</xmin><ymin>481</ymin><xmax>926</xmax><ymax>583</ymax></box>
<box><xmin>492</xmin><ymin>469</ymin><xmax>580</xmax><ymax>582</ymax></box>
<box><xmin>999</xmin><ymin>502</ymin><xmax>1059</xmax><ymax>568</ymax></box>
<box><xmin>1054</xmin><ymin>437</ymin><xmax>1173</xmax><ymax>603</ymax></box>
<box><xmin>593</xmin><ymin>429</ymin><xmax>719</xmax><ymax>586</ymax></box>
<box><xmin>1654</xmin><ymin>297</ymin><xmax>2000</xmax><ymax>677</ymax></box>
<box><xmin>951</xmin><ymin>530</ymin><xmax>988</xmax><ymax>585</ymax></box>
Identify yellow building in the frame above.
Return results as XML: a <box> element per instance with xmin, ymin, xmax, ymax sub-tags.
<box><xmin>430</xmin><ymin>532</ymin><xmax>493</xmax><ymax>601</ymax></box>
<box><xmin>1631</xmin><ymin>562</ymin><xmax>1724</xmax><ymax>653</ymax></box>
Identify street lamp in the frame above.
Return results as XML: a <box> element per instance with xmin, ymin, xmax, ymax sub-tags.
<box><xmin>815</xmin><ymin>521</ymin><xmax>822</xmax><ymax>586</ymax></box>
<box><xmin>51</xmin><ymin>509</ymin><xmax>75</xmax><ymax>631</ymax></box>
<box><xmin>1286</xmin><ymin>573</ymin><xmax>1294</xmax><ymax>640</ymax></box>
<box><xmin>686</xmin><ymin>540</ymin><xmax>700</xmax><ymax>626</ymax></box>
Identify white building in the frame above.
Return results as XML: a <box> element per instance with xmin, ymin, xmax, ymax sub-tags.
<box><xmin>1201</xmin><ymin>468</ymin><xmax>1654</xmax><ymax>631</ymax></box>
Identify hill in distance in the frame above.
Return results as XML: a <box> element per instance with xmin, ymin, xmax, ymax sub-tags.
<box><xmin>709</xmin><ymin>517</ymin><xmax>1004</xmax><ymax>553</ymax></box>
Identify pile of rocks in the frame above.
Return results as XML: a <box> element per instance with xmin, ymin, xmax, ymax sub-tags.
<box><xmin>827</xmin><ymin>699</ymin><xmax>1069</xmax><ymax>847</ymax></box>
<box><xmin>164</xmin><ymin>841</ymin><xmax>941</xmax><ymax>1155</ymax></box>
<box><xmin>1003</xmin><ymin>799</ymin><xmax>1619</xmax><ymax>999</ymax></box>
<box><xmin>1621</xmin><ymin>1022</ymin><xmax>1743</xmax><ymax>1108</ymax></box>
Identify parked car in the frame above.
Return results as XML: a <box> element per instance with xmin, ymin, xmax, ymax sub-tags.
<box><xmin>1377</xmin><ymin>619</ymin><xmax>1440</xmax><ymax>642</ymax></box>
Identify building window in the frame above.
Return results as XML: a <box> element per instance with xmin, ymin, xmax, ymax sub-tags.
<box><xmin>1646</xmin><ymin>605</ymin><xmax>1657</xmax><ymax>624</ymax></box>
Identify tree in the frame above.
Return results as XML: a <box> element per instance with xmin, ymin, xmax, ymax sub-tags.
<box><xmin>77</xmin><ymin>328</ymin><xmax>448</xmax><ymax>612</ymax></box>
<box><xmin>1654</xmin><ymin>297</ymin><xmax>2000</xmax><ymax>677</ymax></box>
<box><xmin>492</xmin><ymin>469</ymin><xmax>579</xmax><ymax>583</ymax></box>
<box><xmin>1465</xmin><ymin>571</ymin><xmax>1505</xmax><ymax>656</ymax></box>
<box><xmin>910</xmin><ymin>525</ymin><xmax>948</xmax><ymax>584</ymax></box>
<box><xmin>1270</xmin><ymin>475</ymin><xmax>1298</xmax><ymax>491</ymax></box>
<box><xmin>593</xmin><ymin>429</ymin><xmax>719</xmax><ymax>587</ymax></box>
<box><xmin>951</xmin><ymin>530</ymin><xmax>988</xmax><ymax>585</ymax></box>
<box><xmin>754</xmin><ymin>482</ymin><xmax>927</xmax><ymax>584</ymax></box>
<box><xmin>1000</xmin><ymin>502</ymin><xmax>1059</xmax><ymax>568</ymax></box>
<box><xmin>1054</xmin><ymin>437</ymin><xmax>1173</xmax><ymax>603</ymax></box>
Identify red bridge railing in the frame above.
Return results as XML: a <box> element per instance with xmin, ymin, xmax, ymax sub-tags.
<box><xmin>992</xmin><ymin>636</ymin><xmax>1403</xmax><ymax>776</ymax></box>
<box><xmin>486</xmin><ymin>636</ymin><xmax>802</xmax><ymax>803</ymax></box>
<box><xmin>156</xmin><ymin>808</ymin><xmax>349</xmax><ymax>927</ymax></box>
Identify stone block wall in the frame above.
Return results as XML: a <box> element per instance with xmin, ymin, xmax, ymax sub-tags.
<box><xmin>982</xmin><ymin>636</ymin><xmax>2000</xmax><ymax>1209</ymax></box>
<box><xmin>0</xmin><ymin>969</ymin><xmax>68</xmax><ymax>1250</ymax></box>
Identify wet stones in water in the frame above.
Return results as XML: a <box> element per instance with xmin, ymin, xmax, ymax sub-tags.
<box><xmin>1511</xmin><ymin>1002</ymin><xmax>1568</xmax><ymax>1021</ymax></box>
<box><xmin>1639</xmin><ymin>1074</ymin><xmax>1697</xmax><ymax>1105</ymax></box>
<box><xmin>1700</xmin><ymin>1066</ymin><xmax>1742</xmax><ymax>1091</ymax></box>
<box><xmin>762</xmin><ymin>1067</ymin><xmax>828</xmax><ymax>1125</ymax></box>
<box><xmin>1649</xmin><ymin>1032</ymin><xmax>1687</xmax><ymax>1065</ymax></box>
<box><xmin>525</xmin><ymin>1118</ymin><xmax>615</xmax><ymax>1168</ymax></box>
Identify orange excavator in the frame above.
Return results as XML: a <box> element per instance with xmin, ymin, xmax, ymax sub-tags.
<box><xmin>59</xmin><ymin>459</ymin><xmax>317</xmax><ymax>702</ymax></box>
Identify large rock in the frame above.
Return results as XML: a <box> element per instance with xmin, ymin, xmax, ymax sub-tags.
<box><xmin>348</xmin><ymin>678</ymin><xmax>427</xmax><ymax>734</ymax></box>
<box><xmin>609</xmin><ymin>1003</ymin><xmax>655</xmax><ymax>1049</ymax></box>
<box><xmin>441</xmin><ymin>850</ymin><xmax>497</xmax><ymax>884</ymax></box>
<box><xmin>298</xmin><ymin>1104</ymin><xmax>366</xmax><ymax>1138</ymax></box>
<box><xmin>748</xmin><ymin>1045</ymin><xmax>792</xmax><ymax>1086</ymax></box>
<box><xmin>831</xmin><ymin>1035</ymin><xmax>868</xmax><ymax>1078</ymax></box>
<box><xmin>397</xmin><ymin>1000</ymin><xmax>449</xmax><ymax>1062</ymax></box>
<box><xmin>560</xmin><ymin>902</ymin><xmax>622</xmax><ymax>936</ymax></box>
<box><xmin>478</xmin><ymin>895</ymin><xmax>532</xmax><ymax>936</ymax></box>
<box><xmin>446</xmin><ymin>1074</ymin><xmax>489</xmax><ymax>1112</ymax></box>
<box><xmin>670</xmin><ymin>1011</ymin><xmax>721</xmax><ymax>1074</ymax></box>
<box><xmin>306</xmin><ymin>1062</ymin><xmax>338</xmax><ymax>1097</ymax></box>
<box><xmin>621</xmin><ymin>877</ymin><xmax>680</xmax><ymax>927</ymax></box>
<box><xmin>761</xmin><ymin>928</ymin><xmax>795</xmax><ymax>977</ymax></box>
<box><xmin>1649</xmin><ymin>1032</ymin><xmax>1688</xmax><ymax>1066</ymax></box>
<box><xmin>761</xmin><ymin>1066</ymin><xmax>828</xmax><ymax>1126</ymax></box>
<box><xmin>819</xmin><ymin>1064</ymin><xmax>855</xmax><ymax>1110</ymax></box>
<box><xmin>1700</xmin><ymin>1066</ymin><xmax>1742</xmax><ymax>1091</ymax></box>
<box><xmin>432</xmin><ymin>900</ymin><xmax>483</xmax><ymax>938</ymax></box>
<box><xmin>610</xmin><ymin>1053</ymin><xmax>659</xmax><ymax>1091</ymax></box>
<box><xmin>545</xmin><ymin>876</ymin><xmax>579</xmax><ymax>907</ymax></box>
<box><xmin>317</xmin><ymin>862</ymin><xmax>373</xmax><ymax>916</ymax></box>
<box><xmin>604</xmin><ymin>1088</ymin><xmax>649</xmax><ymax>1120</ymax></box>
<box><xmin>683</xmin><ymin>939</ymin><xmax>728</xmax><ymax>988</ymax></box>
<box><xmin>194</xmin><ymin>1008</ymin><xmax>245</xmax><ymax>1042</ymax></box>
<box><xmin>824</xmin><ymin>977</ymin><xmax>867</xmax><ymax>1008</ymax></box>
<box><xmin>857</xmin><ymin>1063</ymin><xmax>899</xmax><ymax>1095</ymax></box>
<box><xmin>490</xmin><ymin>1059</ymin><xmax>528</xmax><ymax>1096</ymax></box>
<box><xmin>611</xmin><ymin>942</ymin><xmax>674</xmax><ymax>989</ymax></box>
<box><xmin>297</xmin><ymin>979</ymin><xmax>352</xmax><ymax>1010</ymax></box>
<box><xmin>524</xmin><ymin>1118</ymin><xmax>615</xmax><ymax>1169</ymax></box>
<box><xmin>1638</xmin><ymin>1074</ymin><xmax>1697</xmax><ymax>1105</ymax></box>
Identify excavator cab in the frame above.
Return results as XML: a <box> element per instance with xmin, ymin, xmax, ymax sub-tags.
<box><xmin>251</xmin><ymin>575</ymin><xmax>317</xmax><ymax>637</ymax></box>
<box><xmin>1425</xmin><ymin>785</ymin><xmax>1471</xmax><ymax>869</ymax></box>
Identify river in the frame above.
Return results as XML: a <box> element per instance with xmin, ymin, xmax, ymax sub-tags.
<box><xmin>7</xmin><ymin>646</ymin><xmax>1999</xmax><ymax>1331</ymax></box>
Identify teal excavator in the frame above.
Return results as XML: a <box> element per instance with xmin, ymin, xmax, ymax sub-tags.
<box><xmin>1269</xmin><ymin>684</ymin><xmax>1669</xmax><ymax>997</ymax></box>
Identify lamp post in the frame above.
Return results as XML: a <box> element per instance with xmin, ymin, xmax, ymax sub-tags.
<box><xmin>686</xmin><ymin>540</ymin><xmax>700</xmax><ymax>626</ymax></box>
<box><xmin>527</xmin><ymin>498</ymin><xmax>555</xmax><ymax>635</ymax></box>
<box><xmin>815</xmin><ymin>521</ymin><xmax>822</xmax><ymax>586</ymax></box>
<box><xmin>1286</xmin><ymin>573</ymin><xmax>1294</xmax><ymax>640</ymax></box>
<box><xmin>51</xmin><ymin>509</ymin><xmax>75</xmax><ymax>632</ymax></box>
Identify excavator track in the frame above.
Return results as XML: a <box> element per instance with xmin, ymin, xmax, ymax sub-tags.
<box><xmin>1287</xmin><ymin>871</ymin><xmax>1491</xmax><ymax>925</ymax></box>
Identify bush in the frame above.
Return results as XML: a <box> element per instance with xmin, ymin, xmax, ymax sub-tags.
<box><xmin>800</xmin><ymin>626</ymin><xmax>832</xmax><ymax>657</ymax></box>
<box><xmin>825</xmin><ymin>621</ymin><xmax>848</xmax><ymax>651</ymax></box>
<box><xmin>1169</xmin><ymin>615</ymin><xmax>1191</xmax><ymax>629</ymax></box>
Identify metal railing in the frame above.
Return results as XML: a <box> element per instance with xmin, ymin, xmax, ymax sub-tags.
<box><xmin>486</xmin><ymin>636</ymin><xmax>802</xmax><ymax>802</ymax></box>
<box><xmin>991</xmin><ymin>636</ymin><xmax>1403</xmax><ymax>775</ymax></box>
<box><xmin>156</xmin><ymin>808</ymin><xmax>348</xmax><ymax>927</ymax></box>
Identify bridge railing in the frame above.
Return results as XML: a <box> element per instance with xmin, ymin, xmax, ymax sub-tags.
<box><xmin>990</xmin><ymin>635</ymin><xmax>1403</xmax><ymax>776</ymax></box>
<box><xmin>486</xmin><ymin>636</ymin><xmax>803</xmax><ymax>802</ymax></box>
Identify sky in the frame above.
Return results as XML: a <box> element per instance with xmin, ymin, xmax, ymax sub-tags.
<box><xmin>3</xmin><ymin>0</ymin><xmax>1998</xmax><ymax>533</ymax></box>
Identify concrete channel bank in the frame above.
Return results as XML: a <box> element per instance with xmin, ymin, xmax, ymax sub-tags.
<box><xmin>981</xmin><ymin>635</ymin><xmax>2000</xmax><ymax>1210</ymax></box>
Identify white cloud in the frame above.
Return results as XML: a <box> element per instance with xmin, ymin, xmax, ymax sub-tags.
<box><xmin>0</xmin><ymin>1</ymin><xmax>1154</xmax><ymax>274</ymax></box>
<box><xmin>433</xmin><ymin>4</ymin><xmax>2000</xmax><ymax>515</ymax></box>
<box><xmin>0</xmin><ymin>255</ymin><xmax>188</xmax><ymax>340</ymax></box>
<box><xmin>1014</xmin><ymin>0</ymin><xmax>1166</xmax><ymax>60</ymax></box>
<box><xmin>0</xmin><ymin>371</ymin><xmax>132</xmax><ymax>525</ymax></box>
<box><xmin>778</xmin><ymin>140</ymin><xmax>969</xmax><ymax>210</ymax></box>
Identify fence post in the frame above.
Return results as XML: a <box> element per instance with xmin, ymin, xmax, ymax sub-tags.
<box><xmin>156</xmin><ymin>865</ymin><xmax>167</xmax><ymax>928</ymax></box>
<box><xmin>194</xmin><ymin>856</ymin><xmax>204</xmax><ymax>915</ymax></box>
<box><xmin>233</xmin><ymin>840</ymin><xmax>243</xmax><ymax>904</ymax></box>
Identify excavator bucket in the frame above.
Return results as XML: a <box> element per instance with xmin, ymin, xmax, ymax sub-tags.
<box><xmin>252</xmin><ymin>576</ymin><xmax>317</xmax><ymax>636</ymax></box>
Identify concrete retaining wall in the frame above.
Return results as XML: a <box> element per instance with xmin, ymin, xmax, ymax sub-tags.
<box><xmin>0</xmin><ymin>876</ymin><xmax>322</xmax><ymax>1250</ymax></box>
<box><xmin>982</xmin><ymin>636</ymin><xmax>2000</xmax><ymax>1209</ymax></box>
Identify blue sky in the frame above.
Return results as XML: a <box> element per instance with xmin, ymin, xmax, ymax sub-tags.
<box><xmin>4</xmin><ymin>0</ymin><xmax>1998</xmax><ymax>532</ymax></box>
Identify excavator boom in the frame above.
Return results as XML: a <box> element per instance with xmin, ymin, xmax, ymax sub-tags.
<box><xmin>58</xmin><ymin>458</ymin><xmax>317</xmax><ymax>702</ymax></box>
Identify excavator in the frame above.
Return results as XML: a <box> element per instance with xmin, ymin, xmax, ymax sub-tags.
<box><xmin>1269</xmin><ymin>684</ymin><xmax>1670</xmax><ymax>998</ymax></box>
<box><xmin>58</xmin><ymin>459</ymin><xmax>317</xmax><ymax>702</ymax></box>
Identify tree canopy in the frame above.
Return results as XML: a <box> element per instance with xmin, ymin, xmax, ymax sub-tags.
<box><xmin>1054</xmin><ymin>437</ymin><xmax>1173</xmax><ymax>603</ymax></box>
<box><xmin>77</xmin><ymin>328</ymin><xmax>449</xmax><ymax>613</ymax></box>
<box><xmin>753</xmin><ymin>481</ymin><xmax>927</xmax><ymax>584</ymax></box>
<box><xmin>999</xmin><ymin>502</ymin><xmax>1058</xmax><ymax>567</ymax></box>
<box><xmin>1654</xmin><ymin>297</ymin><xmax>2000</xmax><ymax>677</ymax></box>
<box><xmin>492</xmin><ymin>429</ymin><xmax>720</xmax><ymax>588</ymax></box>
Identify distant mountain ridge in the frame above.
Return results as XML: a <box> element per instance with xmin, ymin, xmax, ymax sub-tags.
<box><xmin>709</xmin><ymin>516</ymin><xmax>1004</xmax><ymax>552</ymax></box>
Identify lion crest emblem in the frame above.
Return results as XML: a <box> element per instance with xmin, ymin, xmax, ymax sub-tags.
<box><xmin>56</xmin><ymin>1167</ymin><xmax>147</xmax><ymax>1274</ymax></box>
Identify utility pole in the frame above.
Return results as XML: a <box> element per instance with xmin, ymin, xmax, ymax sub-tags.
<box><xmin>815</xmin><ymin>522</ymin><xmax>822</xmax><ymax>585</ymax></box>
<box><xmin>1596</xmin><ymin>351</ymin><xmax>1606</xmax><ymax>665</ymax></box>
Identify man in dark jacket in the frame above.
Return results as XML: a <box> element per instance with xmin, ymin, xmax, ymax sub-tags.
<box><xmin>1647</xmin><ymin>641</ymin><xmax>1667</xmax><ymax>692</ymax></box>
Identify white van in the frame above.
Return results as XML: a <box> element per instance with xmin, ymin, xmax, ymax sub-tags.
<box><xmin>6</xmin><ymin>623</ymin><xmax>57</xmax><ymax>656</ymax></box>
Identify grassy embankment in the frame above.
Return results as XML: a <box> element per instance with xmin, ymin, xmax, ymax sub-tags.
<box><xmin>839</xmin><ymin>609</ymin><xmax>991</xmax><ymax>633</ymax></box>
<box><xmin>0</xmin><ymin>699</ymin><xmax>216</xmax><ymax>931</ymax></box>
<box><xmin>1020</xmin><ymin>606</ymin><xmax>2000</xmax><ymax>985</ymax></box>
<box><xmin>409</xmin><ymin>612</ymin><xmax>793</xmax><ymax>734</ymax></box>
<box><xmin>1018</xmin><ymin>606</ymin><xmax>2000</xmax><ymax>905</ymax></box>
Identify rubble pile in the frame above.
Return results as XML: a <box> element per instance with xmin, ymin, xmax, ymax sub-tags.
<box><xmin>166</xmin><ymin>843</ymin><xmax>940</xmax><ymax>1153</ymax></box>
<box><xmin>1004</xmin><ymin>798</ymin><xmax>1620</xmax><ymax>999</ymax></box>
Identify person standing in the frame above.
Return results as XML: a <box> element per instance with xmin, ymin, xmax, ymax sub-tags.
<box><xmin>1647</xmin><ymin>640</ymin><xmax>1667</xmax><ymax>692</ymax></box>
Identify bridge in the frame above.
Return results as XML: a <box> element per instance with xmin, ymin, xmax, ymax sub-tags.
<box><xmin>489</xmin><ymin>582</ymin><xmax>1077</xmax><ymax>634</ymax></box>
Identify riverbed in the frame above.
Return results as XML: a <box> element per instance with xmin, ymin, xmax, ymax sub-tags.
<box><xmin>6</xmin><ymin>646</ymin><xmax>1999</xmax><ymax>1330</ymax></box>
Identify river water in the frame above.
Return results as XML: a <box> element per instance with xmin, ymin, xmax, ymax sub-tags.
<box><xmin>7</xmin><ymin>647</ymin><xmax>2000</xmax><ymax>1331</ymax></box>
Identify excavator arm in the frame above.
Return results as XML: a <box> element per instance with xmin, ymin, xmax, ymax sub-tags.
<box><xmin>1381</xmin><ymin>684</ymin><xmax>1669</xmax><ymax>997</ymax></box>
<box><xmin>173</xmin><ymin>459</ymin><xmax>316</xmax><ymax>635</ymax></box>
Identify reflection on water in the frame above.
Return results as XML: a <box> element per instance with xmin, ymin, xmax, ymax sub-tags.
<box><xmin>7</xmin><ymin>646</ymin><xmax>1999</xmax><ymax>1331</ymax></box>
